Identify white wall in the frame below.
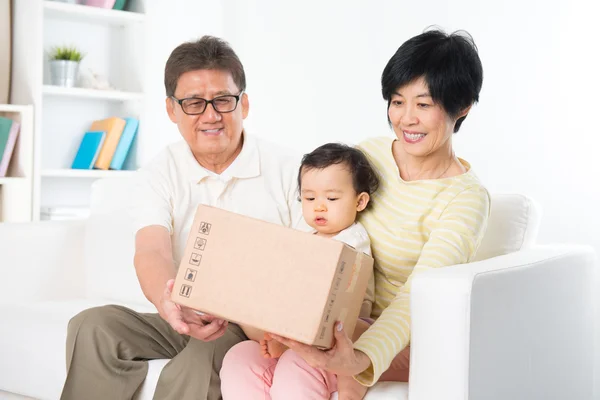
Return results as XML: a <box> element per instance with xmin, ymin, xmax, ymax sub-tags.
<box><xmin>219</xmin><ymin>0</ymin><xmax>600</xmax><ymax>256</ymax></box>
<box><xmin>139</xmin><ymin>0</ymin><xmax>224</xmax><ymax>164</ymax></box>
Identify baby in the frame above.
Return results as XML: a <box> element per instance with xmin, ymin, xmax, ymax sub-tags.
<box><xmin>220</xmin><ymin>143</ymin><xmax>379</xmax><ymax>399</ymax></box>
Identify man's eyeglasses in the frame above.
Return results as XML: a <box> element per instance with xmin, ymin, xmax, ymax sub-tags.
<box><xmin>171</xmin><ymin>92</ymin><xmax>243</xmax><ymax>115</ymax></box>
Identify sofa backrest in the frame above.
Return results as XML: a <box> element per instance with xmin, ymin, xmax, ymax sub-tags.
<box><xmin>472</xmin><ymin>194</ymin><xmax>541</xmax><ymax>261</ymax></box>
<box><xmin>84</xmin><ymin>178</ymin><xmax>542</xmax><ymax>305</ymax></box>
<box><xmin>84</xmin><ymin>177</ymin><xmax>148</xmax><ymax>306</ymax></box>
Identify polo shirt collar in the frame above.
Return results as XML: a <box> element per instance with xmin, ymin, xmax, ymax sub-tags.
<box><xmin>187</xmin><ymin>132</ymin><xmax>260</xmax><ymax>183</ymax></box>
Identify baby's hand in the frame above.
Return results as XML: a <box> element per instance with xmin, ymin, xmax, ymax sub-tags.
<box><xmin>260</xmin><ymin>333</ymin><xmax>288</xmax><ymax>359</ymax></box>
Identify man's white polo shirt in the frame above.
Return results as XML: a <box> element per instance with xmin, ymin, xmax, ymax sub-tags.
<box><xmin>131</xmin><ymin>134</ymin><xmax>303</xmax><ymax>266</ymax></box>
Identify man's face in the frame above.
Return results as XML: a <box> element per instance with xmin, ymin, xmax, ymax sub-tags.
<box><xmin>166</xmin><ymin>69</ymin><xmax>249</xmax><ymax>159</ymax></box>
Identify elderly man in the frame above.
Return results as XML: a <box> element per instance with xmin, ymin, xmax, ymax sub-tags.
<box><xmin>60</xmin><ymin>36</ymin><xmax>302</xmax><ymax>400</ymax></box>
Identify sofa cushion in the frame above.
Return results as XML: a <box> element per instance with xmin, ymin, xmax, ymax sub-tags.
<box><xmin>331</xmin><ymin>382</ymin><xmax>409</xmax><ymax>399</ymax></box>
<box><xmin>0</xmin><ymin>299</ymin><xmax>155</xmax><ymax>400</ymax></box>
<box><xmin>473</xmin><ymin>194</ymin><xmax>541</xmax><ymax>261</ymax></box>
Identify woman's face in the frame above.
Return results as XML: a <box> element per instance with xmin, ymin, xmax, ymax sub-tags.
<box><xmin>388</xmin><ymin>77</ymin><xmax>466</xmax><ymax>158</ymax></box>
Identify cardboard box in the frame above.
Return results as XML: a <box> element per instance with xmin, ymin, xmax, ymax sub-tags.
<box><xmin>171</xmin><ymin>205</ymin><xmax>373</xmax><ymax>349</ymax></box>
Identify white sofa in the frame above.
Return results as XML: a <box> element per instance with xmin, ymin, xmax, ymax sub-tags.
<box><xmin>0</xmin><ymin>178</ymin><xmax>597</xmax><ymax>400</ymax></box>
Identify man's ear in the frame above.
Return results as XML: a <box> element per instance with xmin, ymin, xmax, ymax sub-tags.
<box><xmin>356</xmin><ymin>192</ymin><xmax>370</xmax><ymax>212</ymax></box>
<box><xmin>166</xmin><ymin>97</ymin><xmax>177</xmax><ymax>123</ymax></box>
<box><xmin>241</xmin><ymin>92</ymin><xmax>249</xmax><ymax>119</ymax></box>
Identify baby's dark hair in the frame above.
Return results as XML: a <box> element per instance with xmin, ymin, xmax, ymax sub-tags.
<box><xmin>298</xmin><ymin>143</ymin><xmax>380</xmax><ymax>202</ymax></box>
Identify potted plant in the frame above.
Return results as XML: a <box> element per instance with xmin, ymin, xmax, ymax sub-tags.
<box><xmin>48</xmin><ymin>45</ymin><xmax>85</xmax><ymax>88</ymax></box>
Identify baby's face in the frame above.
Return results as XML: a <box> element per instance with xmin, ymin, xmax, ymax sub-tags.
<box><xmin>300</xmin><ymin>164</ymin><xmax>365</xmax><ymax>237</ymax></box>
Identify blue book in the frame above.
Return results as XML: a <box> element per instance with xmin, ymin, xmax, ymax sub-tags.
<box><xmin>110</xmin><ymin>117</ymin><xmax>139</xmax><ymax>170</ymax></box>
<box><xmin>72</xmin><ymin>131</ymin><xmax>106</xmax><ymax>170</ymax></box>
<box><xmin>0</xmin><ymin>117</ymin><xmax>13</xmax><ymax>163</ymax></box>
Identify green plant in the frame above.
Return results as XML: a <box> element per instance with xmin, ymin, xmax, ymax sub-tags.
<box><xmin>48</xmin><ymin>45</ymin><xmax>85</xmax><ymax>62</ymax></box>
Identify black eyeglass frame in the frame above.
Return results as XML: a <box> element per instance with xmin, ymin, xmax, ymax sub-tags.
<box><xmin>171</xmin><ymin>92</ymin><xmax>244</xmax><ymax>115</ymax></box>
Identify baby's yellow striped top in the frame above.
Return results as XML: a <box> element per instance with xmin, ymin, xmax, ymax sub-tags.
<box><xmin>353</xmin><ymin>136</ymin><xmax>491</xmax><ymax>386</ymax></box>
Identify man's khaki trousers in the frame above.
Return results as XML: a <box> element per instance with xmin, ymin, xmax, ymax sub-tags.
<box><xmin>60</xmin><ymin>305</ymin><xmax>246</xmax><ymax>400</ymax></box>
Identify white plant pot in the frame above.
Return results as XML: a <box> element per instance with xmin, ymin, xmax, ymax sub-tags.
<box><xmin>50</xmin><ymin>60</ymin><xmax>80</xmax><ymax>87</ymax></box>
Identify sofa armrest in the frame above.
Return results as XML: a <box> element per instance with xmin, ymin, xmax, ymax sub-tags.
<box><xmin>408</xmin><ymin>245</ymin><xmax>597</xmax><ymax>400</ymax></box>
<box><xmin>0</xmin><ymin>220</ymin><xmax>86</xmax><ymax>303</ymax></box>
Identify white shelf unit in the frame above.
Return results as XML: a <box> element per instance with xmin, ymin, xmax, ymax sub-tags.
<box><xmin>42</xmin><ymin>168</ymin><xmax>137</xmax><ymax>178</ymax></box>
<box><xmin>42</xmin><ymin>85</ymin><xmax>144</xmax><ymax>101</ymax></box>
<box><xmin>0</xmin><ymin>105</ymin><xmax>34</xmax><ymax>222</ymax></box>
<box><xmin>43</xmin><ymin>1</ymin><xmax>146</xmax><ymax>25</ymax></box>
<box><xmin>11</xmin><ymin>0</ymin><xmax>147</xmax><ymax>221</ymax></box>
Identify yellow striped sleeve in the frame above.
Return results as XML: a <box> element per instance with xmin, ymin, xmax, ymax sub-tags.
<box><xmin>353</xmin><ymin>185</ymin><xmax>490</xmax><ymax>386</ymax></box>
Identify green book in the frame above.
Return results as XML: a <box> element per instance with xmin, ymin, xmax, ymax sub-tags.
<box><xmin>0</xmin><ymin>116</ymin><xmax>13</xmax><ymax>163</ymax></box>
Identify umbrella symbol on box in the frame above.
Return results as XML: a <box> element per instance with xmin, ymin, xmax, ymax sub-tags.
<box><xmin>189</xmin><ymin>253</ymin><xmax>202</xmax><ymax>266</ymax></box>
<box><xmin>185</xmin><ymin>268</ymin><xmax>197</xmax><ymax>282</ymax></box>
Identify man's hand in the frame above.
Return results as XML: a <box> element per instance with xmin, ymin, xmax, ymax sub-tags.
<box><xmin>158</xmin><ymin>279</ymin><xmax>229</xmax><ymax>341</ymax></box>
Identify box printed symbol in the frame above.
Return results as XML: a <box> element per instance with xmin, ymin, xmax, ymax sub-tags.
<box><xmin>189</xmin><ymin>253</ymin><xmax>202</xmax><ymax>266</ymax></box>
<box><xmin>194</xmin><ymin>237</ymin><xmax>207</xmax><ymax>251</ymax></box>
<box><xmin>180</xmin><ymin>284</ymin><xmax>192</xmax><ymax>298</ymax></box>
<box><xmin>199</xmin><ymin>222</ymin><xmax>212</xmax><ymax>235</ymax></box>
<box><xmin>185</xmin><ymin>268</ymin><xmax>197</xmax><ymax>282</ymax></box>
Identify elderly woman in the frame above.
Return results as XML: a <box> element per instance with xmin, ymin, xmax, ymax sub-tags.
<box><xmin>269</xmin><ymin>28</ymin><xmax>491</xmax><ymax>399</ymax></box>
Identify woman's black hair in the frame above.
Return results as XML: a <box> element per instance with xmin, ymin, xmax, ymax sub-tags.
<box><xmin>381</xmin><ymin>28</ymin><xmax>483</xmax><ymax>132</ymax></box>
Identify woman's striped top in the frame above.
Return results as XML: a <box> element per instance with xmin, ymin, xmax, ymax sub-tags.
<box><xmin>353</xmin><ymin>136</ymin><xmax>490</xmax><ymax>386</ymax></box>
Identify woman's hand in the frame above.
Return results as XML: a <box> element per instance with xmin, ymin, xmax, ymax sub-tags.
<box><xmin>270</xmin><ymin>322</ymin><xmax>371</xmax><ymax>376</ymax></box>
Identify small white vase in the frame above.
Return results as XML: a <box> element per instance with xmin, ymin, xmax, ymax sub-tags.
<box><xmin>50</xmin><ymin>60</ymin><xmax>80</xmax><ymax>87</ymax></box>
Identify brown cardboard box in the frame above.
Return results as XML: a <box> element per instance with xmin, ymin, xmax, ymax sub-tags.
<box><xmin>172</xmin><ymin>205</ymin><xmax>373</xmax><ymax>349</ymax></box>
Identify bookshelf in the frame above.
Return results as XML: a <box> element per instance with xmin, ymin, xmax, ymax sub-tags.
<box><xmin>11</xmin><ymin>0</ymin><xmax>147</xmax><ymax>220</ymax></box>
<box><xmin>42</xmin><ymin>85</ymin><xmax>144</xmax><ymax>102</ymax></box>
<box><xmin>43</xmin><ymin>1</ymin><xmax>145</xmax><ymax>26</ymax></box>
<box><xmin>42</xmin><ymin>169</ymin><xmax>137</xmax><ymax>178</ymax></box>
<box><xmin>0</xmin><ymin>104</ymin><xmax>34</xmax><ymax>222</ymax></box>
<box><xmin>0</xmin><ymin>177</ymin><xmax>27</xmax><ymax>184</ymax></box>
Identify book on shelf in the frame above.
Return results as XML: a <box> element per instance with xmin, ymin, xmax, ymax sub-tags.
<box><xmin>0</xmin><ymin>116</ymin><xmax>21</xmax><ymax>177</ymax></box>
<box><xmin>40</xmin><ymin>206</ymin><xmax>90</xmax><ymax>221</ymax></box>
<box><xmin>71</xmin><ymin>131</ymin><xmax>106</xmax><ymax>170</ymax></box>
<box><xmin>71</xmin><ymin>116</ymin><xmax>138</xmax><ymax>172</ymax></box>
<box><xmin>110</xmin><ymin>117</ymin><xmax>138</xmax><ymax>170</ymax></box>
<box><xmin>91</xmin><ymin>117</ymin><xmax>126</xmax><ymax>170</ymax></box>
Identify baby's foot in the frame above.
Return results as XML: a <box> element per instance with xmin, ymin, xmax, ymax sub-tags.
<box><xmin>260</xmin><ymin>333</ymin><xmax>288</xmax><ymax>359</ymax></box>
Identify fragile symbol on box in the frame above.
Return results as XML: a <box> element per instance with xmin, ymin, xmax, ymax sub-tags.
<box><xmin>189</xmin><ymin>253</ymin><xmax>202</xmax><ymax>266</ymax></box>
<box><xmin>180</xmin><ymin>284</ymin><xmax>192</xmax><ymax>298</ymax></box>
<box><xmin>199</xmin><ymin>222</ymin><xmax>212</xmax><ymax>235</ymax></box>
<box><xmin>194</xmin><ymin>237</ymin><xmax>207</xmax><ymax>251</ymax></box>
<box><xmin>185</xmin><ymin>268</ymin><xmax>197</xmax><ymax>282</ymax></box>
